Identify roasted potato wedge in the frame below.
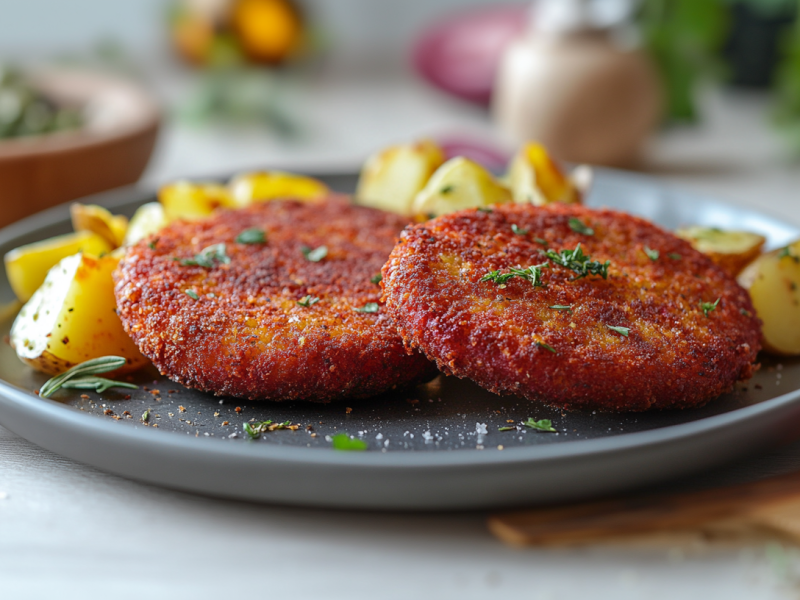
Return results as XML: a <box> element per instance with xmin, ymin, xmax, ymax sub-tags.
<box><xmin>508</xmin><ymin>142</ymin><xmax>583</xmax><ymax>205</ymax></box>
<box><xmin>411</xmin><ymin>157</ymin><xmax>511</xmax><ymax>217</ymax></box>
<box><xmin>738</xmin><ymin>242</ymin><xmax>800</xmax><ymax>355</ymax></box>
<box><xmin>356</xmin><ymin>139</ymin><xmax>446</xmax><ymax>215</ymax></box>
<box><xmin>10</xmin><ymin>252</ymin><xmax>147</xmax><ymax>375</ymax></box>
<box><xmin>124</xmin><ymin>202</ymin><xmax>168</xmax><ymax>246</ymax></box>
<box><xmin>70</xmin><ymin>204</ymin><xmax>128</xmax><ymax>248</ymax></box>
<box><xmin>676</xmin><ymin>226</ymin><xmax>766</xmax><ymax>277</ymax></box>
<box><xmin>228</xmin><ymin>171</ymin><xmax>328</xmax><ymax>207</ymax></box>
<box><xmin>5</xmin><ymin>231</ymin><xmax>113</xmax><ymax>303</ymax></box>
<box><xmin>159</xmin><ymin>181</ymin><xmax>236</xmax><ymax>221</ymax></box>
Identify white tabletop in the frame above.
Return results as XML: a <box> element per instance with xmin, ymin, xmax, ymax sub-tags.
<box><xmin>3</xmin><ymin>77</ymin><xmax>800</xmax><ymax>598</ymax></box>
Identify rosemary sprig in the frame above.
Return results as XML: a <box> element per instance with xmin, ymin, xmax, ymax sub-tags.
<box><xmin>40</xmin><ymin>356</ymin><xmax>135</xmax><ymax>398</ymax></box>
<box><xmin>61</xmin><ymin>377</ymin><xmax>138</xmax><ymax>394</ymax></box>
<box><xmin>480</xmin><ymin>263</ymin><xmax>548</xmax><ymax>288</ymax></box>
<box><xmin>543</xmin><ymin>244</ymin><xmax>609</xmax><ymax>280</ymax></box>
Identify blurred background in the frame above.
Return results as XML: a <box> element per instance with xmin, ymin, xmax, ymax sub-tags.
<box><xmin>1</xmin><ymin>0</ymin><xmax>799</xmax><ymax>222</ymax></box>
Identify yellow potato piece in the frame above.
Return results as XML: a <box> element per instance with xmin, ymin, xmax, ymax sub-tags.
<box><xmin>228</xmin><ymin>171</ymin><xmax>328</xmax><ymax>207</ymax></box>
<box><xmin>123</xmin><ymin>202</ymin><xmax>168</xmax><ymax>246</ymax></box>
<box><xmin>738</xmin><ymin>242</ymin><xmax>800</xmax><ymax>355</ymax></box>
<box><xmin>356</xmin><ymin>139</ymin><xmax>446</xmax><ymax>215</ymax></box>
<box><xmin>676</xmin><ymin>226</ymin><xmax>766</xmax><ymax>277</ymax></box>
<box><xmin>508</xmin><ymin>142</ymin><xmax>582</xmax><ymax>205</ymax></box>
<box><xmin>4</xmin><ymin>231</ymin><xmax>112</xmax><ymax>303</ymax></box>
<box><xmin>10</xmin><ymin>252</ymin><xmax>148</xmax><ymax>375</ymax></box>
<box><xmin>159</xmin><ymin>181</ymin><xmax>236</xmax><ymax>221</ymax></box>
<box><xmin>411</xmin><ymin>157</ymin><xmax>511</xmax><ymax>217</ymax></box>
<box><xmin>70</xmin><ymin>204</ymin><xmax>128</xmax><ymax>248</ymax></box>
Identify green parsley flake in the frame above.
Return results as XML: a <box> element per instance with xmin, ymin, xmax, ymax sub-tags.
<box><xmin>297</xmin><ymin>295</ymin><xmax>320</xmax><ymax>307</ymax></box>
<box><xmin>480</xmin><ymin>263</ymin><xmax>548</xmax><ymax>288</ymax></box>
<box><xmin>511</xmin><ymin>224</ymin><xmax>529</xmax><ymax>236</ymax></box>
<box><xmin>301</xmin><ymin>245</ymin><xmax>328</xmax><ymax>262</ymax></box>
<box><xmin>700</xmin><ymin>297</ymin><xmax>720</xmax><ymax>317</ymax></box>
<box><xmin>185</xmin><ymin>289</ymin><xmax>199</xmax><ymax>300</ymax></box>
<box><xmin>178</xmin><ymin>243</ymin><xmax>230</xmax><ymax>268</ymax></box>
<box><xmin>568</xmin><ymin>217</ymin><xmax>594</xmax><ymax>236</ymax></box>
<box><xmin>355</xmin><ymin>302</ymin><xmax>379</xmax><ymax>313</ymax></box>
<box><xmin>142</xmin><ymin>410</ymin><xmax>150</xmax><ymax>423</ymax></box>
<box><xmin>544</xmin><ymin>243</ymin><xmax>609</xmax><ymax>280</ymax></box>
<box><xmin>498</xmin><ymin>426</ymin><xmax>516</xmax><ymax>432</ymax></box>
<box><xmin>440</xmin><ymin>185</ymin><xmax>454</xmax><ymax>195</ymax></box>
<box><xmin>147</xmin><ymin>237</ymin><xmax>159</xmax><ymax>250</ymax></box>
<box><xmin>523</xmin><ymin>418</ymin><xmax>557</xmax><ymax>433</ymax></box>
<box><xmin>477</xmin><ymin>207</ymin><xmax>493</xmax><ymax>213</ymax></box>
<box><xmin>778</xmin><ymin>247</ymin><xmax>800</xmax><ymax>263</ymax></box>
<box><xmin>331</xmin><ymin>433</ymin><xmax>368</xmax><ymax>451</ymax></box>
<box><xmin>236</xmin><ymin>228</ymin><xmax>266</xmax><ymax>244</ymax></box>
<box><xmin>667</xmin><ymin>253</ymin><xmax>682</xmax><ymax>260</ymax></box>
<box><xmin>549</xmin><ymin>304</ymin><xmax>572</xmax><ymax>311</ymax></box>
<box><xmin>606</xmin><ymin>325</ymin><xmax>630</xmax><ymax>337</ymax></box>
<box><xmin>534</xmin><ymin>237</ymin><xmax>549</xmax><ymax>247</ymax></box>
<box><xmin>740</xmin><ymin>308</ymin><xmax>752</xmax><ymax>317</ymax></box>
<box><xmin>370</xmin><ymin>273</ymin><xmax>383</xmax><ymax>284</ymax></box>
<box><xmin>536</xmin><ymin>341</ymin><xmax>557</xmax><ymax>354</ymax></box>
<box><xmin>244</xmin><ymin>420</ymin><xmax>292</xmax><ymax>439</ymax></box>
<box><xmin>644</xmin><ymin>246</ymin><xmax>659</xmax><ymax>261</ymax></box>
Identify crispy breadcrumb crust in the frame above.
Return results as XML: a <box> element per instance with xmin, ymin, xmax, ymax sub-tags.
<box><xmin>382</xmin><ymin>204</ymin><xmax>761</xmax><ymax>411</ymax></box>
<box><xmin>114</xmin><ymin>196</ymin><xmax>434</xmax><ymax>401</ymax></box>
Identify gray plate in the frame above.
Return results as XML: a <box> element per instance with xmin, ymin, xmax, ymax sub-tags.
<box><xmin>0</xmin><ymin>169</ymin><xmax>799</xmax><ymax>510</ymax></box>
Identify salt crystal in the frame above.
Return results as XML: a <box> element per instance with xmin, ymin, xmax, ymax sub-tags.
<box><xmin>375</xmin><ymin>433</ymin><xmax>384</xmax><ymax>440</ymax></box>
<box><xmin>475</xmin><ymin>423</ymin><xmax>488</xmax><ymax>436</ymax></box>
<box><xmin>422</xmin><ymin>431</ymin><xmax>434</xmax><ymax>443</ymax></box>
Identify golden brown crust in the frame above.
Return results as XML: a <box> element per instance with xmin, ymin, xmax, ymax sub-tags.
<box><xmin>382</xmin><ymin>204</ymin><xmax>762</xmax><ymax>411</ymax></box>
<box><xmin>114</xmin><ymin>196</ymin><xmax>435</xmax><ymax>401</ymax></box>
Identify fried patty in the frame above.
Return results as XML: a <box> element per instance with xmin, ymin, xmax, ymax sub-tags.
<box><xmin>382</xmin><ymin>204</ymin><xmax>761</xmax><ymax>411</ymax></box>
<box><xmin>114</xmin><ymin>196</ymin><xmax>434</xmax><ymax>401</ymax></box>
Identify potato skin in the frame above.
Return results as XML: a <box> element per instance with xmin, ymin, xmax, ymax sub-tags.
<box><xmin>382</xmin><ymin>204</ymin><xmax>761</xmax><ymax>411</ymax></box>
<box><xmin>114</xmin><ymin>196</ymin><xmax>435</xmax><ymax>401</ymax></box>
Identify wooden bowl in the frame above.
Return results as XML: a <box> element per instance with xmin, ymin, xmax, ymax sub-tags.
<box><xmin>0</xmin><ymin>68</ymin><xmax>160</xmax><ymax>228</ymax></box>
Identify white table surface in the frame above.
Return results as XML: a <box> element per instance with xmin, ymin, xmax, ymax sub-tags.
<box><xmin>3</xmin><ymin>72</ymin><xmax>800</xmax><ymax>598</ymax></box>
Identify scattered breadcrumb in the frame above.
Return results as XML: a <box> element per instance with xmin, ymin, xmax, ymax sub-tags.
<box><xmin>235</xmin><ymin>406</ymin><xmax>242</xmax><ymax>413</ymax></box>
<box><xmin>81</xmin><ymin>395</ymin><xmax>90</xmax><ymax>400</ymax></box>
<box><xmin>178</xmin><ymin>405</ymin><xmax>186</xmax><ymax>412</ymax></box>
<box><xmin>345</xmin><ymin>407</ymin><xmax>353</xmax><ymax>414</ymax></box>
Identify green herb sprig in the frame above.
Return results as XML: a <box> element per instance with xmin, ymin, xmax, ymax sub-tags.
<box><xmin>644</xmin><ymin>246</ymin><xmax>659</xmax><ymax>261</ymax></box>
<box><xmin>39</xmin><ymin>356</ymin><xmax>137</xmax><ymax>399</ymax></box>
<box><xmin>331</xmin><ymin>433</ymin><xmax>368</xmax><ymax>451</ymax></box>
<box><xmin>568</xmin><ymin>217</ymin><xmax>594</xmax><ymax>236</ymax></box>
<box><xmin>244</xmin><ymin>420</ymin><xmax>292</xmax><ymax>439</ymax></box>
<box><xmin>480</xmin><ymin>263</ymin><xmax>548</xmax><ymax>288</ymax></box>
<box><xmin>511</xmin><ymin>224</ymin><xmax>529</xmax><ymax>236</ymax></box>
<box><xmin>297</xmin><ymin>295</ymin><xmax>320</xmax><ymax>307</ymax></box>
<box><xmin>701</xmin><ymin>298</ymin><xmax>720</xmax><ymax>317</ymax></box>
<box><xmin>606</xmin><ymin>325</ymin><xmax>630</xmax><ymax>337</ymax></box>
<box><xmin>354</xmin><ymin>302</ymin><xmax>379</xmax><ymax>313</ymax></box>
<box><xmin>301</xmin><ymin>245</ymin><xmax>328</xmax><ymax>262</ymax></box>
<box><xmin>535</xmin><ymin>341</ymin><xmax>556</xmax><ymax>354</ymax></box>
<box><xmin>62</xmin><ymin>377</ymin><xmax>139</xmax><ymax>394</ymax></box>
<box><xmin>544</xmin><ymin>244</ymin><xmax>609</xmax><ymax>280</ymax></box>
<box><xmin>523</xmin><ymin>418</ymin><xmax>557</xmax><ymax>433</ymax></box>
<box><xmin>185</xmin><ymin>289</ymin><xmax>199</xmax><ymax>300</ymax></box>
<box><xmin>177</xmin><ymin>243</ymin><xmax>230</xmax><ymax>268</ymax></box>
<box><xmin>549</xmin><ymin>304</ymin><xmax>572</xmax><ymax>312</ymax></box>
<box><xmin>236</xmin><ymin>228</ymin><xmax>266</xmax><ymax>244</ymax></box>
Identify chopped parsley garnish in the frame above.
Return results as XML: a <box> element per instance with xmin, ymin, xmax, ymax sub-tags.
<box><xmin>536</xmin><ymin>341</ymin><xmax>557</xmax><ymax>354</ymax></box>
<box><xmin>511</xmin><ymin>224</ymin><xmax>529</xmax><ymax>236</ymax></box>
<box><xmin>355</xmin><ymin>302</ymin><xmax>379</xmax><ymax>313</ymax></box>
<box><xmin>297</xmin><ymin>295</ymin><xmax>320</xmax><ymax>307</ymax></box>
<box><xmin>523</xmin><ymin>418</ymin><xmax>557</xmax><ymax>433</ymax></box>
<box><xmin>243</xmin><ymin>420</ymin><xmax>292</xmax><ymax>439</ymax></box>
<box><xmin>644</xmin><ymin>246</ymin><xmax>659</xmax><ymax>261</ymax></box>
<box><xmin>544</xmin><ymin>244</ymin><xmax>609</xmax><ymax>280</ymax></box>
<box><xmin>477</xmin><ymin>207</ymin><xmax>493</xmax><ymax>213</ymax></box>
<box><xmin>147</xmin><ymin>237</ymin><xmax>159</xmax><ymax>250</ymax></box>
<box><xmin>740</xmin><ymin>308</ymin><xmax>752</xmax><ymax>317</ymax></box>
<box><xmin>667</xmin><ymin>253</ymin><xmax>682</xmax><ymax>260</ymax></box>
<box><xmin>606</xmin><ymin>325</ymin><xmax>630</xmax><ymax>337</ymax></box>
<box><xmin>568</xmin><ymin>217</ymin><xmax>594</xmax><ymax>236</ymax></box>
<box><xmin>534</xmin><ymin>237</ymin><xmax>549</xmax><ymax>247</ymax></box>
<box><xmin>185</xmin><ymin>289</ymin><xmax>199</xmax><ymax>300</ymax></box>
<box><xmin>700</xmin><ymin>298</ymin><xmax>720</xmax><ymax>317</ymax></box>
<box><xmin>498</xmin><ymin>426</ymin><xmax>516</xmax><ymax>432</ymax></box>
<box><xmin>177</xmin><ymin>243</ymin><xmax>230</xmax><ymax>268</ymax></box>
<box><xmin>301</xmin><ymin>245</ymin><xmax>328</xmax><ymax>262</ymax></box>
<box><xmin>331</xmin><ymin>433</ymin><xmax>368</xmax><ymax>451</ymax></box>
<box><xmin>549</xmin><ymin>304</ymin><xmax>572</xmax><ymax>311</ymax></box>
<box><xmin>39</xmin><ymin>356</ymin><xmax>137</xmax><ymax>399</ymax></box>
<box><xmin>370</xmin><ymin>273</ymin><xmax>383</xmax><ymax>284</ymax></box>
<box><xmin>236</xmin><ymin>228</ymin><xmax>266</xmax><ymax>244</ymax></box>
<box><xmin>142</xmin><ymin>409</ymin><xmax>150</xmax><ymax>423</ymax></box>
<box><xmin>440</xmin><ymin>185</ymin><xmax>454</xmax><ymax>195</ymax></box>
<box><xmin>480</xmin><ymin>263</ymin><xmax>548</xmax><ymax>288</ymax></box>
